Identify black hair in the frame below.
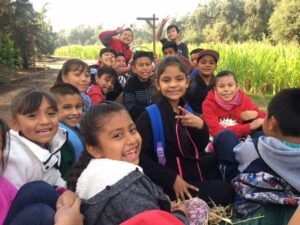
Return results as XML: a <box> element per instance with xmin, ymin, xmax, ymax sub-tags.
<box><xmin>97</xmin><ymin>66</ymin><xmax>118</xmax><ymax>81</ymax></box>
<box><xmin>66</xmin><ymin>101</ymin><xmax>127</xmax><ymax>191</ymax></box>
<box><xmin>212</xmin><ymin>70</ymin><xmax>238</xmax><ymax>87</ymax></box>
<box><xmin>190</xmin><ymin>48</ymin><xmax>204</xmax><ymax>55</ymax></box>
<box><xmin>50</xmin><ymin>83</ymin><xmax>81</xmax><ymax>98</ymax></box>
<box><xmin>156</xmin><ymin>56</ymin><xmax>188</xmax><ymax>80</ymax></box>
<box><xmin>132</xmin><ymin>51</ymin><xmax>154</xmax><ymax>64</ymax></box>
<box><xmin>11</xmin><ymin>89</ymin><xmax>58</xmax><ymax>119</ymax></box>
<box><xmin>167</xmin><ymin>24</ymin><xmax>179</xmax><ymax>33</ymax></box>
<box><xmin>116</xmin><ymin>52</ymin><xmax>126</xmax><ymax>58</ymax></box>
<box><xmin>267</xmin><ymin>88</ymin><xmax>300</xmax><ymax>137</ymax></box>
<box><xmin>121</xmin><ymin>28</ymin><xmax>133</xmax><ymax>37</ymax></box>
<box><xmin>99</xmin><ymin>47</ymin><xmax>117</xmax><ymax>57</ymax></box>
<box><xmin>162</xmin><ymin>41</ymin><xmax>178</xmax><ymax>53</ymax></box>
<box><xmin>0</xmin><ymin>118</ymin><xmax>9</xmax><ymax>174</ymax></box>
<box><xmin>55</xmin><ymin>59</ymin><xmax>89</xmax><ymax>85</ymax></box>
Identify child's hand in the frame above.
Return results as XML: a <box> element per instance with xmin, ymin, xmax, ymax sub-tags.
<box><xmin>171</xmin><ymin>201</ymin><xmax>188</xmax><ymax>217</ymax></box>
<box><xmin>55</xmin><ymin>197</ymin><xmax>83</xmax><ymax>225</ymax></box>
<box><xmin>161</xmin><ymin>16</ymin><xmax>170</xmax><ymax>24</ymax></box>
<box><xmin>175</xmin><ymin>106</ymin><xmax>204</xmax><ymax>129</ymax></box>
<box><xmin>250</xmin><ymin>118</ymin><xmax>264</xmax><ymax>130</ymax></box>
<box><xmin>240</xmin><ymin>110</ymin><xmax>259</xmax><ymax>121</ymax></box>
<box><xmin>116</xmin><ymin>25</ymin><xmax>125</xmax><ymax>34</ymax></box>
<box><xmin>173</xmin><ymin>175</ymin><xmax>199</xmax><ymax>201</ymax></box>
<box><xmin>56</xmin><ymin>190</ymin><xmax>76</xmax><ymax>209</ymax></box>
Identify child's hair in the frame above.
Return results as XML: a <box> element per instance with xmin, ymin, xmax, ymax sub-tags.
<box><xmin>162</xmin><ymin>41</ymin><xmax>178</xmax><ymax>53</ymax></box>
<box><xmin>99</xmin><ymin>47</ymin><xmax>117</xmax><ymax>57</ymax></box>
<box><xmin>116</xmin><ymin>52</ymin><xmax>126</xmax><ymax>58</ymax></box>
<box><xmin>11</xmin><ymin>89</ymin><xmax>58</xmax><ymax>119</ymax></box>
<box><xmin>267</xmin><ymin>88</ymin><xmax>300</xmax><ymax>137</ymax></box>
<box><xmin>212</xmin><ymin>70</ymin><xmax>237</xmax><ymax>87</ymax></box>
<box><xmin>132</xmin><ymin>51</ymin><xmax>154</xmax><ymax>64</ymax></box>
<box><xmin>50</xmin><ymin>83</ymin><xmax>82</xmax><ymax>98</ymax></box>
<box><xmin>55</xmin><ymin>59</ymin><xmax>89</xmax><ymax>85</ymax></box>
<box><xmin>167</xmin><ymin>24</ymin><xmax>179</xmax><ymax>33</ymax></box>
<box><xmin>66</xmin><ymin>101</ymin><xmax>127</xmax><ymax>191</ymax></box>
<box><xmin>97</xmin><ymin>66</ymin><xmax>118</xmax><ymax>80</ymax></box>
<box><xmin>121</xmin><ymin>28</ymin><xmax>133</xmax><ymax>36</ymax></box>
<box><xmin>156</xmin><ymin>56</ymin><xmax>188</xmax><ymax>80</ymax></box>
<box><xmin>190</xmin><ymin>48</ymin><xmax>204</xmax><ymax>55</ymax></box>
<box><xmin>0</xmin><ymin>118</ymin><xmax>9</xmax><ymax>174</ymax></box>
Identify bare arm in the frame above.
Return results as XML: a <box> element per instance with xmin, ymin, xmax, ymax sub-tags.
<box><xmin>156</xmin><ymin>16</ymin><xmax>169</xmax><ymax>40</ymax></box>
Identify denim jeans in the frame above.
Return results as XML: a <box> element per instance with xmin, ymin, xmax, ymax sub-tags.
<box><xmin>4</xmin><ymin>180</ymin><xmax>58</xmax><ymax>225</ymax></box>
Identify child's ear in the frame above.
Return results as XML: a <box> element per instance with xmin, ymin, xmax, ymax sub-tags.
<box><xmin>267</xmin><ymin>115</ymin><xmax>278</xmax><ymax>131</ymax></box>
<box><xmin>155</xmin><ymin>78</ymin><xmax>160</xmax><ymax>91</ymax></box>
<box><xmin>10</xmin><ymin>118</ymin><xmax>20</xmax><ymax>131</ymax></box>
<box><xmin>86</xmin><ymin>145</ymin><xmax>103</xmax><ymax>159</ymax></box>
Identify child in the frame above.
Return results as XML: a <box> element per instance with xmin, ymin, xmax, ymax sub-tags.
<box><xmin>115</xmin><ymin>52</ymin><xmax>130</xmax><ymax>87</ymax></box>
<box><xmin>3</xmin><ymin>89</ymin><xmax>66</xmax><ymax>189</ymax></box>
<box><xmin>86</xmin><ymin>66</ymin><xmax>118</xmax><ymax>105</ymax></box>
<box><xmin>214</xmin><ymin>88</ymin><xmax>300</xmax><ymax>224</ymax></box>
<box><xmin>185</xmin><ymin>49</ymin><xmax>219</xmax><ymax>115</ymax></box>
<box><xmin>66</xmin><ymin>101</ymin><xmax>191</xmax><ymax>225</ymax></box>
<box><xmin>136</xmin><ymin>56</ymin><xmax>235</xmax><ymax>205</ymax></box>
<box><xmin>123</xmin><ymin>51</ymin><xmax>154</xmax><ymax>121</ymax></box>
<box><xmin>156</xmin><ymin>16</ymin><xmax>189</xmax><ymax>58</ymax></box>
<box><xmin>50</xmin><ymin>83</ymin><xmax>85</xmax><ymax>177</ymax></box>
<box><xmin>202</xmin><ymin>70</ymin><xmax>265</xmax><ymax>138</ymax></box>
<box><xmin>96</xmin><ymin>47</ymin><xmax>116</xmax><ymax>68</ymax></box>
<box><xmin>99</xmin><ymin>25</ymin><xmax>133</xmax><ymax>64</ymax></box>
<box><xmin>189</xmin><ymin>48</ymin><xmax>203</xmax><ymax>71</ymax></box>
<box><xmin>54</xmin><ymin>59</ymin><xmax>91</xmax><ymax>111</ymax></box>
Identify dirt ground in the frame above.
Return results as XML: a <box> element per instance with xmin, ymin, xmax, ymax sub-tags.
<box><xmin>0</xmin><ymin>56</ymin><xmax>95</xmax><ymax>122</ymax></box>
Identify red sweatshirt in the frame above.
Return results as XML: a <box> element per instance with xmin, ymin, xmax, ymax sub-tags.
<box><xmin>202</xmin><ymin>90</ymin><xmax>266</xmax><ymax>137</ymax></box>
<box><xmin>86</xmin><ymin>84</ymin><xmax>105</xmax><ymax>105</ymax></box>
<box><xmin>99</xmin><ymin>30</ymin><xmax>132</xmax><ymax>63</ymax></box>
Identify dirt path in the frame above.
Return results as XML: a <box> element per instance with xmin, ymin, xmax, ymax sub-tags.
<box><xmin>0</xmin><ymin>57</ymin><xmax>95</xmax><ymax>122</ymax></box>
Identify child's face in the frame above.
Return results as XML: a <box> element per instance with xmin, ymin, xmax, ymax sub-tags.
<box><xmin>56</xmin><ymin>94</ymin><xmax>83</xmax><ymax>128</ymax></box>
<box><xmin>167</xmin><ymin>28</ymin><xmax>179</xmax><ymax>41</ymax></box>
<box><xmin>11</xmin><ymin>98</ymin><xmax>59</xmax><ymax>147</ymax></box>
<box><xmin>198</xmin><ymin>55</ymin><xmax>217</xmax><ymax>76</ymax></box>
<box><xmin>100</xmin><ymin>52</ymin><xmax>116</xmax><ymax>67</ymax></box>
<box><xmin>62</xmin><ymin>69</ymin><xmax>90</xmax><ymax>93</ymax></box>
<box><xmin>214</xmin><ymin>75</ymin><xmax>238</xmax><ymax>102</ymax></box>
<box><xmin>132</xmin><ymin>57</ymin><xmax>153</xmax><ymax>82</ymax></box>
<box><xmin>163</xmin><ymin>48</ymin><xmax>177</xmax><ymax>56</ymax></box>
<box><xmin>120</xmin><ymin>30</ymin><xmax>133</xmax><ymax>45</ymax></box>
<box><xmin>157</xmin><ymin>65</ymin><xmax>189</xmax><ymax>104</ymax></box>
<box><xmin>95</xmin><ymin>74</ymin><xmax>115</xmax><ymax>94</ymax></box>
<box><xmin>190</xmin><ymin>53</ymin><xmax>200</xmax><ymax>70</ymax></box>
<box><xmin>115</xmin><ymin>56</ymin><xmax>126</xmax><ymax>68</ymax></box>
<box><xmin>90</xmin><ymin>110</ymin><xmax>142</xmax><ymax>165</ymax></box>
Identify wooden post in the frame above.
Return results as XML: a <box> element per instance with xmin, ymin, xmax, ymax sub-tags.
<box><xmin>137</xmin><ymin>14</ymin><xmax>159</xmax><ymax>54</ymax></box>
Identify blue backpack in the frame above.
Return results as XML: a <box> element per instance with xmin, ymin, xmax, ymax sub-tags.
<box><xmin>145</xmin><ymin>104</ymin><xmax>194</xmax><ymax>166</ymax></box>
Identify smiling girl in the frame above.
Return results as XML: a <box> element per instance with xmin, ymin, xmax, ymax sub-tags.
<box><xmin>202</xmin><ymin>70</ymin><xmax>266</xmax><ymax>138</ymax></box>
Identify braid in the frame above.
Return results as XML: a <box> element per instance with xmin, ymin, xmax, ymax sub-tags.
<box><xmin>66</xmin><ymin>150</ymin><xmax>94</xmax><ymax>192</ymax></box>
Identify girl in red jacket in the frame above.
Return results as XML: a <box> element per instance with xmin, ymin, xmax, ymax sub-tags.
<box><xmin>202</xmin><ymin>70</ymin><xmax>265</xmax><ymax>138</ymax></box>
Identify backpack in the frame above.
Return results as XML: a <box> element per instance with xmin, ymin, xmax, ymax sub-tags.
<box><xmin>145</xmin><ymin>104</ymin><xmax>194</xmax><ymax>166</ymax></box>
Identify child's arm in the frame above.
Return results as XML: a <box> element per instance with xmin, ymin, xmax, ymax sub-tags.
<box><xmin>240</xmin><ymin>96</ymin><xmax>266</xmax><ymax>121</ymax></box>
<box><xmin>288</xmin><ymin>205</ymin><xmax>300</xmax><ymax>225</ymax></box>
<box><xmin>156</xmin><ymin>16</ymin><xmax>169</xmax><ymax>41</ymax></box>
<box><xmin>99</xmin><ymin>28</ymin><xmax>121</xmax><ymax>47</ymax></box>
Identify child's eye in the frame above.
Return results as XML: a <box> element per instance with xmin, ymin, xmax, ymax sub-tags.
<box><xmin>63</xmin><ymin>105</ymin><xmax>72</xmax><ymax>109</ymax></box>
<box><xmin>130</xmin><ymin>127</ymin><xmax>137</xmax><ymax>134</ymax></box>
<box><xmin>76</xmin><ymin>104</ymin><xmax>83</xmax><ymax>109</ymax></box>
<box><xmin>26</xmin><ymin>114</ymin><xmax>37</xmax><ymax>118</ymax></box>
<box><xmin>48</xmin><ymin>112</ymin><xmax>57</xmax><ymax>117</ymax></box>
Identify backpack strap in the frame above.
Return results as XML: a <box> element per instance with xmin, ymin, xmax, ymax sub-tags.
<box><xmin>146</xmin><ymin>104</ymin><xmax>166</xmax><ymax>165</ymax></box>
<box><xmin>184</xmin><ymin>104</ymin><xmax>194</xmax><ymax>114</ymax></box>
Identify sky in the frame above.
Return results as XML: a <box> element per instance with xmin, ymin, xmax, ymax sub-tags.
<box><xmin>30</xmin><ymin>0</ymin><xmax>202</xmax><ymax>32</ymax></box>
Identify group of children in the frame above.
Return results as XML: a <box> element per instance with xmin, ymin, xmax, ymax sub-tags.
<box><xmin>1</xmin><ymin>17</ymin><xmax>300</xmax><ymax>225</ymax></box>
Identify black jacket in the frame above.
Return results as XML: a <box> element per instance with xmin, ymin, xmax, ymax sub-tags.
<box><xmin>136</xmin><ymin>97</ymin><xmax>220</xmax><ymax>197</ymax></box>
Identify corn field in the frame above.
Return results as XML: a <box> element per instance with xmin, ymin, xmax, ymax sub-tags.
<box><xmin>54</xmin><ymin>42</ymin><xmax>300</xmax><ymax>95</ymax></box>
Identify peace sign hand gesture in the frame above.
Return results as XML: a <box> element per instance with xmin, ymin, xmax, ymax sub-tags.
<box><xmin>175</xmin><ymin>106</ymin><xmax>204</xmax><ymax>129</ymax></box>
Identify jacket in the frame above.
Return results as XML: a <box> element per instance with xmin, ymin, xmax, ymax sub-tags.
<box><xmin>136</xmin><ymin>97</ymin><xmax>219</xmax><ymax>193</ymax></box>
<box><xmin>86</xmin><ymin>84</ymin><xmax>105</xmax><ymax>105</ymax></box>
<box><xmin>3</xmin><ymin>129</ymin><xmax>66</xmax><ymax>189</ymax></box>
<box><xmin>0</xmin><ymin>177</ymin><xmax>17</xmax><ymax>224</ymax></box>
<box><xmin>76</xmin><ymin>159</ymin><xmax>170</xmax><ymax>225</ymax></box>
<box><xmin>99</xmin><ymin>30</ymin><xmax>132</xmax><ymax>63</ymax></box>
<box><xmin>202</xmin><ymin>90</ymin><xmax>266</xmax><ymax>137</ymax></box>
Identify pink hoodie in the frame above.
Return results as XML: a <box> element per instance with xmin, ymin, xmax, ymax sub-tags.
<box><xmin>0</xmin><ymin>177</ymin><xmax>17</xmax><ymax>224</ymax></box>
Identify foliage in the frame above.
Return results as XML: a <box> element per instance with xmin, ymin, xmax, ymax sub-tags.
<box><xmin>55</xmin><ymin>42</ymin><xmax>300</xmax><ymax>95</ymax></box>
<box><xmin>269</xmin><ymin>0</ymin><xmax>300</xmax><ymax>43</ymax></box>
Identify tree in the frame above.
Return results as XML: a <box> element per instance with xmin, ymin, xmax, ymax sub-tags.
<box><xmin>269</xmin><ymin>0</ymin><xmax>300</xmax><ymax>43</ymax></box>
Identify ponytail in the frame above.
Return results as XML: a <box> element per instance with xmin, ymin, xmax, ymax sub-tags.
<box><xmin>66</xmin><ymin>150</ymin><xmax>94</xmax><ymax>192</ymax></box>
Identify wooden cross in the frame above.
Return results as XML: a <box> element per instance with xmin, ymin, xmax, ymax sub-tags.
<box><xmin>137</xmin><ymin>14</ymin><xmax>159</xmax><ymax>54</ymax></box>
